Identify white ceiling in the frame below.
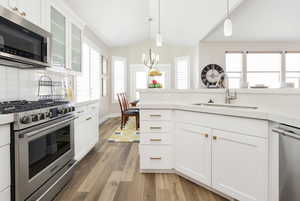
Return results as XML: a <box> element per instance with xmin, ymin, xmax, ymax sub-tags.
<box><xmin>205</xmin><ymin>0</ymin><xmax>300</xmax><ymax>41</ymax></box>
<box><xmin>64</xmin><ymin>0</ymin><xmax>242</xmax><ymax>47</ymax></box>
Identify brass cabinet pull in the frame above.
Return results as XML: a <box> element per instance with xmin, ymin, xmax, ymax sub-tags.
<box><xmin>213</xmin><ymin>136</ymin><xmax>217</xmax><ymax>140</ymax></box>
<box><xmin>150</xmin><ymin>126</ymin><xmax>162</xmax><ymax>130</ymax></box>
<box><xmin>204</xmin><ymin>133</ymin><xmax>209</xmax><ymax>138</ymax></box>
<box><xmin>77</xmin><ymin>110</ymin><xmax>84</xmax><ymax>114</ymax></box>
<box><xmin>150</xmin><ymin>114</ymin><xmax>161</xmax><ymax>117</ymax></box>
<box><xmin>150</xmin><ymin>138</ymin><xmax>162</xmax><ymax>142</ymax></box>
<box><xmin>86</xmin><ymin>117</ymin><xmax>92</xmax><ymax>121</ymax></box>
<box><xmin>12</xmin><ymin>7</ymin><xmax>18</xmax><ymax>11</ymax></box>
<box><xmin>150</xmin><ymin>157</ymin><xmax>162</xmax><ymax>160</ymax></box>
<box><xmin>20</xmin><ymin>11</ymin><xmax>26</xmax><ymax>16</ymax></box>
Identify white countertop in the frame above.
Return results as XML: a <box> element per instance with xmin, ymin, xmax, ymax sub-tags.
<box><xmin>140</xmin><ymin>103</ymin><xmax>300</xmax><ymax>128</ymax></box>
<box><xmin>0</xmin><ymin>114</ymin><xmax>14</xmax><ymax>125</ymax></box>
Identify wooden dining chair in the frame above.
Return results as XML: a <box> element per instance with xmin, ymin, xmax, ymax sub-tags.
<box><xmin>117</xmin><ymin>93</ymin><xmax>140</xmax><ymax>130</ymax></box>
<box><xmin>120</xmin><ymin>93</ymin><xmax>139</xmax><ymax>111</ymax></box>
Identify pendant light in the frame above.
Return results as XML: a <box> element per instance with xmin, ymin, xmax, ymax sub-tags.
<box><xmin>224</xmin><ymin>0</ymin><xmax>232</xmax><ymax>37</ymax></box>
<box><xmin>156</xmin><ymin>0</ymin><xmax>163</xmax><ymax>47</ymax></box>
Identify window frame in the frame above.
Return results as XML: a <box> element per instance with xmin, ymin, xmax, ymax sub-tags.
<box><xmin>111</xmin><ymin>56</ymin><xmax>127</xmax><ymax>103</ymax></box>
<box><xmin>225</xmin><ymin>52</ymin><xmax>243</xmax><ymax>89</ymax></box>
<box><xmin>175</xmin><ymin>56</ymin><xmax>191</xmax><ymax>89</ymax></box>
<box><xmin>76</xmin><ymin>38</ymin><xmax>102</xmax><ymax>103</ymax></box>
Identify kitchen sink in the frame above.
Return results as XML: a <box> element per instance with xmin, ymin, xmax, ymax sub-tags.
<box><xmin>193</xmin><ymin>103</ymin><xmax>258</xmax><ymax>110</ymax></box>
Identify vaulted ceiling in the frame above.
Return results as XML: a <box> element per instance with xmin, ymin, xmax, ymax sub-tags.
<box><xmin>204</xmin><ymin>0</ymin><xmax>300</xmax><ymax>41</ymax></box>
<box><xmin>63</xmin><ymin>0</ymin><xmax>243</xmax><ymax>47</ymax></box>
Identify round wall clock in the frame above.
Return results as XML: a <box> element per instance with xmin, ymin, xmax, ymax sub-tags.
<box><xmin>201</xmin><ymin>64</ymin><xmax>224</xmax><ymax>88</ymax></box>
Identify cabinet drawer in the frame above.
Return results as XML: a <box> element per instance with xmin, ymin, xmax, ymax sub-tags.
<box><xmin>0</xmin><ymin>146</ymin><xmax>10</xmax><ymax>192</ymax></box>
<box><xmin>140</xmin><ymin>133</ymin><xmax>172</xmax><ymax>145</ymax></box>
<box><xmin>140</xmin><ymin>121</ymin><xmax>171</xmax><ymax>133</ymax></box>
<box><xmin>0</xmin><ymin>125</ymin><xmax>10</xmax><ymax>147</ymax></box>
<box><xmin>141</xmin><ymin>110</ymin><xmax>172</xmax><ymax>121</ymax></box>
<box><xmin>0</xmin><ymin>187</ymin><xmax>10</xmax><ymax>201</ymax></box>
<box><xmin>139</xmin><ymin>145</ymin><xmax>173</xmax><ymax>170</ymax></box>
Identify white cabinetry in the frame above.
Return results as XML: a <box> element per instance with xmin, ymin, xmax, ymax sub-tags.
<box><xmin>212</xmin><ymin>130</ymin><xmax>268</xmax><ymax>201</ymax></box>
<box><xmin>175</xmin><ymin>123</ymin><xmax>212</xmax><ymax>186</ymax></box>
<box><xmin>74</xmin><ymin>103</ymin><xmax>99</xmax><ymax>161</ymax></box>
<box><xmin>139</xmin><ymin>110</ymin><xmax>173</xmax><ymax>171</ymax></box>
<box><xmin>2</xmin><ymin>0</ymin><xmax>42</xmax><ymax>26</ymax></box>
<box><xmin>0</xmin><ymin>124</ymin><xmax>11</xmax><ymax>201</ymax></box>
<box><xmin>140</xmin><ymin>109</ymin><xmax>269</xmax><ymax>201</ymax></box>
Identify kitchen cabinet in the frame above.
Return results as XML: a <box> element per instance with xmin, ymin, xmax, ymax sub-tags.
<box><xmin>212</xmin><ymin>129</ymin><xmax>268</xmax><ymax>201</ymax></box>
<box><xmin>0</xmin><ymin>187</ymin><xmax>10</xmax><ymax>201</ymax></box>
<box><xmin>71</xmin><ymin>24</ymin><xmax>82</xmax><ymax>72</ymax></box>
<box><xmin>74</xmin><ymin>103</ymin><xmax>99</xmax><ymax>161</ymax></box>
<box><xmin>140</xmin><ymin>109</ymin><xmax>269</xmax><ymax>201</ymax></box>
<box><xmin>50</xmin><ymin>6</ymin><xmax>66</xmax><ymax>68</ymax></box>
<box><xmin>0</xmin><ymin>145</ymin><xmax>10</xmax><ymax>192</ymax></box>
<box><xmin>175</xmin><ymin>123</ymin><xmax>212</xmax><ymax>186</ymax></box>
<box><xmin>3</xmin><ymin>0</ymin><xmax>42</xmax><ymax>26</ymax></box>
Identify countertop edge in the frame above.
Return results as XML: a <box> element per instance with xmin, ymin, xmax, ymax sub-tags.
<box><xmin>0</xmin><ymin>114</ymin><xmax>14</xmax><ymax>125</ymax></box>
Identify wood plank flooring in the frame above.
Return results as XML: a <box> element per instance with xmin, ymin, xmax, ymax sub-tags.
<box><xmin>54</xmin><ymin>118</ymin><xmax>228</xmax><ymax>201</ymax></box>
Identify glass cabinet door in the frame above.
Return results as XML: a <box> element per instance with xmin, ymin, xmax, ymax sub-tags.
<box><xmin>51</xmin><ymin>7</ymin><xmax>66</xmax><ymax>68</ymax></box>
<box><xmin>71</xmin><ymin>24</ymin><xmax>82</xmax><ymax>72</ymax></box>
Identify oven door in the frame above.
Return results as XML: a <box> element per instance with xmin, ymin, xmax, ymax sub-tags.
<box><xmin>14</xmin><ymin>116</ymin><xmax>75</xmax><ymax>201</ymax></box>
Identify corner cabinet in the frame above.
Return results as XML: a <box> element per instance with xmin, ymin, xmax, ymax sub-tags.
<box><xmin>140</xmin><ymin>109</ymin><xmax>270</xmax><ymax>201</ymax></box>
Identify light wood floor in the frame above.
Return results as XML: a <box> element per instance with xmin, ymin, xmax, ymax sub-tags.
<box><xmin>54</xmin><ymin>118</ymin><xmax>228</xmax><ymax>201</ymax></box>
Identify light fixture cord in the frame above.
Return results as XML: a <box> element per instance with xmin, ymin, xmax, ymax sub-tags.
<box><xmin>227</xmin><ymin>0</ymin><xmax>229</xmax><ymax>18</ymax></box>
<box><xmin>158</xmin><ymin>0</ymin><xmax>161</xmax><ymax>34</ymax></box>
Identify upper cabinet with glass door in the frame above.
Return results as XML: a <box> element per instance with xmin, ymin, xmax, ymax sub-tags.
<box><xmin>71</xmin><ymin>24</ymin><xmax>82</xmax><ymax>72</ymax></box>
<box><xmin>51</xmin><ymin>7</ymin><xmax>66</xmax><ymax>68</ymax></box>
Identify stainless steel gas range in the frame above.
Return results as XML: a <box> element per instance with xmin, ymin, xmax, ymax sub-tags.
<box><xmin>0</xmin><ymin>100</ymin><xmax>77</xmax><ymax>201</ymax></box>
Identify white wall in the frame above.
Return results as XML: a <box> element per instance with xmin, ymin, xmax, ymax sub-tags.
<box><xmin>198</xmin><ymin>41</ymin><xmax>300</xmax><ymax>88</ymax></box>
<box><xmin>109</xmin><ymin>40</ymin><xmax>198</xmax><ymax>113</ymax></box>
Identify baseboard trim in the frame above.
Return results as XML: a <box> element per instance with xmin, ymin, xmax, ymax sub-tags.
<box><xmin>99</xmin><ymin>113</ymin><xmax>120</xmax><ymax>125</ymax></box>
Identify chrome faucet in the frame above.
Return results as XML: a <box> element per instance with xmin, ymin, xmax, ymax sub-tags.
<box><xmin>217</xmin><ymin>73</ymin><xmax>238</xmax><ymax>104</ymax></box>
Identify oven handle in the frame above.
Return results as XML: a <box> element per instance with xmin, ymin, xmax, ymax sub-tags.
<box><xmin>19</xmin><ymin>116</ymin><xmax>77</xmax><ymax>139</ymax></box>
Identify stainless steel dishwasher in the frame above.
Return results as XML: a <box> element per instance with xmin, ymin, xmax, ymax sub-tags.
<box><xmin>272</xmin><ymin>124</ymin><xmax>300</xmax><ymax>201</ymax></box>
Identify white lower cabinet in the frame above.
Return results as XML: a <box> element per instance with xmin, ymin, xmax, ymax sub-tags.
<box><xmin>140</xmin><ymin>109</ymin><xmax>269</xmax><ymax>201</ymax></box>
<box><xmin>212</xmin><ymin>130</ymin><xmax>268</xmax><ymax>201</ymax></box>
<box><xmin>74</xmin><ymin>103</ymin><xmax>99</xmax><ymax>161</ymax></box>
<box><xmin>0</xmin><ymin>187</ymin><xmax>10</xmax><ymax>201</ymax></box>
<box><xmin>175</xmin><ymin>123</ymin><xmax>212</xmax><ymax>186</ymax></box>
<box><xmin>0</xmin><ymin>145</ymin><xmax>10</xmax><ymax>193</ymax></box>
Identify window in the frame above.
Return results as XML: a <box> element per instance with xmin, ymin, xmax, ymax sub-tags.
<box><xmin>112</xmin><ymin>57</ymin><xmax>126</xmax><ymax>101</ymax></box>
<box><xmin>286</xmin><ymin>53</ymin><xmax>300</xmax><ymax>88</ymax></box>
<box><xmin>247</xmin><ymin>53</ymin><xmax>281</xmax><ymax>88</ymax></box>
<box><xmin>225</xmin><ymin>53</ymin><xmax>243</xmax><ymax>88</ymax></box>
<box><xmin>76</xmin><ymin>42</ymin><xmax>101</xmax><ymax>102</ymax></box>
<box><xmin>175</xmin><ymin>57</ymin><xmax>190</xmax><ymax>89</ymax></box>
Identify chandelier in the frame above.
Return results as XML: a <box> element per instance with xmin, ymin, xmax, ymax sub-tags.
<box><xmin>142</xmin><ymin>17</ymin><xmax>160</xmax><ymax>70</ymax></box>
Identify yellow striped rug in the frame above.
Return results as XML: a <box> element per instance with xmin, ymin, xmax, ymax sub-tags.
<box><xmin>108</xmin><ymin>118</ymin><xmax>140</xmax><ymax>142</ymax></box>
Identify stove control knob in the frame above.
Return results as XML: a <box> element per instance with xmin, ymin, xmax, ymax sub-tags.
<box><xmin>46</xmin><ymin>112</ymin><xmax>51</xmax><ymax>118</ymax></box>
<box><xmin>71</xmin><ymin>106</ymin><xmax>75</xmax><ymax>112</ymax></box>
<box><xmin>20</xmin><ymin>116</ymin><xmax>31</xmax><ymax>124</ymax></box>
<box><xmin>31</xmin><ymin>114</ymin><xmax>39</xmax><ymax>122</ymax></box>
<box><xmin>64</xmin><ymin>108</ymin><xmax>68</xmax><ymax>114</ymax></box>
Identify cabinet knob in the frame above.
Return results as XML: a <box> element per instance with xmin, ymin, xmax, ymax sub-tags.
<box><xmin>12</xmin><ymin>7</ymin><xmax>18</xmax><ymax>11</ymax></box>
<box><xmin>20</xmin><ymin>12</ymin><xmax>26</xmax><ymax>16</ymax></box>
<box><xmin>213</xmin><ymin>136</ymin><xmax>217</xmax><ymax>140</ymax></box>
<box><xmin>204</xmin><ymin>133</ymin><xmax>209</xmax><ymax>138</ymax></box>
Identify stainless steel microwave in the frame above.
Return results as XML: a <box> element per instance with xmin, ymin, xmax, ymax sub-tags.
<box><xmin>0</xmin><ymin>5</ymin><xmax>52</xmax><ymax>68</ymax></box>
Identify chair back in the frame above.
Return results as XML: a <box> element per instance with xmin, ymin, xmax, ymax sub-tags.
<box><xmin>121</xmin><ymin>93</ymin><xmax>130</xmax><ymax>110</ymax></box>
<box><xmin>117</xmin><ymin>93</ymin><xmax>126</xmax><ymax>114</ymax></box>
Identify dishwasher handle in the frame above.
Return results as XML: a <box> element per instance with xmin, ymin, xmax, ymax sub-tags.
<box><xmin>272</xmin><ymin>128</ymin><xmax>300</xmax><ymax>141</ymax></box>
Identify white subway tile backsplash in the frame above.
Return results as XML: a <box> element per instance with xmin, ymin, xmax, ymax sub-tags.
<box><xmin>0</xmin><ymin>66</ymin><xmax>73</xmax><ymax>101</ymax></box>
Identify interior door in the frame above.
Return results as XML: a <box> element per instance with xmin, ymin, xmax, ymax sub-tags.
<box><xmin>212</xmin><ymin>129</ymin><xmax>268</xmax><ymax>201</ymax></box>
<box><xmin>175</xmin><ymin>123</ymin><xmax>212</xmax><ymax>186</ymax></box>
